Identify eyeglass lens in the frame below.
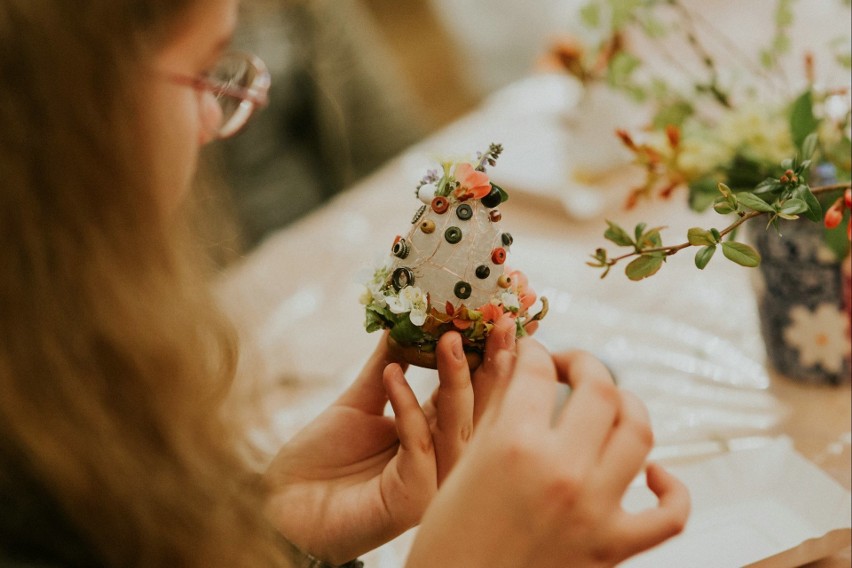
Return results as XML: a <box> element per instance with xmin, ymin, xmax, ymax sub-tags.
<box><xmin>208</xmin><ymin>54</ymin><xmax>266</xmax><ymax>137</ymax></box>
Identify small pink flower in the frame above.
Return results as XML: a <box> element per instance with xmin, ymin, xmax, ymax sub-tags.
<box><xmin>478</xmin><ymin>302</ymin><xmax>503</xmax><ymax>323</ymax></box>
<box><xmin>453</xmin><ymin>162</ymin><xmax>492</xmax><ymax>200</ymax></box>
<box><xmin>509</xmin><ymin>269</ymin><xmax>537</xmax><ymax>311</ymax></box>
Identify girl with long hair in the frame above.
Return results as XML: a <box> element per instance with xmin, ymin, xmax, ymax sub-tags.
<box><xmin>0</xmin><ymin>1</ymin><xmax>689</xmax><ymax>566</ymax></box>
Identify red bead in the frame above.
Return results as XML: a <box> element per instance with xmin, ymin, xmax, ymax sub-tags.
<box><xmin>431</xmin><ymin>196</ymin><xmax>449</xmax><ymax>214</ymax></box>
<box><xmin>491</xmin><ymin>247</ymin><xmax>506</xmax><ymax>264</ymax></box>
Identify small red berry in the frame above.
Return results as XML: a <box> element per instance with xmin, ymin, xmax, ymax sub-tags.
<box><xmin>824</xmin><ymin>203</ymin><xmax>843</xmax><ymax>229</ymax></box>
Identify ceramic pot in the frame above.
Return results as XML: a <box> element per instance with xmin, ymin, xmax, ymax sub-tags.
<box><xmin>749</xmin><ymin>219</ymin><xmax>851</xmax><ymax>385</ymax></box>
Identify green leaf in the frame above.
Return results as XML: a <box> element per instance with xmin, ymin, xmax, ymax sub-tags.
<box><xmin>607</xmin><ymin>52</ymin><xmax>642</xmax><ymax>88</ymax></box>
<box><xmin>713</xmin><ymin>198</ymin><xmax>736</xmax><ymax>214</ymax></box>
<box><xmin>687</xmin><ymin>227</ymin><xmax>716</xmax><ymax>246</ymax></box>
<box><xmin>754</xmin><ymin>177</ymin><xmax>780</xmax><ymax>194</ymax></box>
<box><xmin>634</xmin><ymin>222</ymin><xmax>647</xmax><ymax>242</ymax></box>
<box><xmin>694</xmin><ymin>245</ymin><xmax>717</xmax><ymax>270</ymax></box>
<box><xmin>710</xmin><ymin>228</ymin><xmax>722</xmax><ymax>243</ymax></box>
<box><xmin>611</xmin><ymin>0</ymin><xmax>642</xmax><ymax>28</ymax></box>
<box><xmin>688</xmin><ymin>177</ymin><xmax>721</xmax><ymax>212</ymax></box>
<box><xmin>637</xmin><ymin>227</ymin><xmax>664</xmax><ymax>249</ymax></box>
<box><xmin>652</xmin><ymin>101</ymin><xmax>695</xmax><ymax>129</ymax></box>
<box><xmin>789</xmin><ymin>90</ymin><xmax>820</xmax><ymax>150</ymax></box>
<box><xmin>492</xmin><ymin>182</ymin><xmax>509</xmax><ymax>203</ymax></box>
<box><xmin>579</xmin><ymin>2</ymin><xmax>601</xmax><ymax>28</ymax></box>
<box><xmin>736</xmin><ymin>192</ymin><xmax>775</xmax><ymax>213</ymax></box>
<box><xmin>721</xmin><ymin>241</ymin><xmax>761</xmax><ymax>267</ymax></box>
<box><xmin>793</xmin><ymin>185</ymin><xmax>822</xmax><ymax>222</ymax></box>
<box><xmin>775</xmin><ymin>0</ymin><xmax>794</xmax><ymax>25</ymax></box>
<box><xmin>778</xmin><ymin>198</ymin><xmax>808</xmax><ymax>215</ymax></box>
<box><xmin>604</xmin><ymin>220</ymin><xmax>634</xmax><ymax>247</ymax></box>
<box><xmin>364</xmin><ymin>309</ymin><xmax>387</xmax><ymax>333</ymax></box>
<box><xmin>389</xmin><ymin>315</ymin><xmax>425</xmax><ymax>344</ymax></box>
<box><xmin>625</xmin><ymin>254</ymin><xmax>665</xmax><ymax>281</ymax></box>
<box><xmin>801</xmin><ymin>132</ymin><xmax>819</xmax><ymax>161</ymax></box>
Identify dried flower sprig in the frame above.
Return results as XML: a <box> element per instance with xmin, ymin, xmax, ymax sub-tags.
<box><xmin>475</xmin><ymin>143</ymin><xmax>504</xmax><ymax>172</ymax></box>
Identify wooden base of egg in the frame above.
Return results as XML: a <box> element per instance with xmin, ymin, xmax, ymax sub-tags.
<box><xmin>387</xmin><ymin>336</ymin><xmax>482</xmax><ymax>371</ymax></box>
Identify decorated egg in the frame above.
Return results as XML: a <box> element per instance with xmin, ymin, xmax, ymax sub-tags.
<box><xmin>361</xmin><ymin>143</ymin><xmax>547</xmax><ymax>369</ymax></box>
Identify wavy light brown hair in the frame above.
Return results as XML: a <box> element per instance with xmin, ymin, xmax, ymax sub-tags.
<box><xmin>0</xmin><ymin>1</ymin><xmax>288</xmax><ymax>565</ymax></box>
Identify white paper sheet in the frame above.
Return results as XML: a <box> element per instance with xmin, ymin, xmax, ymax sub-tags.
<box><xmin>622</xmin><ymin>438</ymin><xmax>852</xmax><ymax>568</ymax></box>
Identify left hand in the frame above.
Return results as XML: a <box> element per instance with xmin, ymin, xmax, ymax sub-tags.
<box><xmin>263</xmin><ymin>317</ymin><xmax>518</xmax><ymax>564</ymax></box>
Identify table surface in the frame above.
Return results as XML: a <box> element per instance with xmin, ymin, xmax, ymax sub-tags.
<box><xmin>216</xmin><ymin>74</ymin><xmax>851</xmax><ymax>567</ymax></box>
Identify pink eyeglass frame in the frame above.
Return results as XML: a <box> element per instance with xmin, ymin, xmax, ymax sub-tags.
<box><xmin>167</xmin><ymin>52</ymin><xmax>271</xmax><ymax>138</ymax></box>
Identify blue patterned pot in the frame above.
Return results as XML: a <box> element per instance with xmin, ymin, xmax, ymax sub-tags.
<box><xmin>748</xmin><ymin>216</ymin><xmax>851</xmax><ymax>385</ymax></box>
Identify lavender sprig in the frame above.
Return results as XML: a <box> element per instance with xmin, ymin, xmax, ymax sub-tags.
<box><xmin>414</xmin><ymin>168</ymin><xmax>441</xmax><ymax>196</ymax></box>
<box><xmin>475</xmin><ymin>143</ymin><xmax>504</xmax><ymax>172</ymax></box>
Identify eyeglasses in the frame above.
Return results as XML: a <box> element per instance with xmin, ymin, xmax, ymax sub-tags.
<box><xmin>168</xmin><ymin>52</ymin><xmax>271</xmax><ymax>139</ymax></box>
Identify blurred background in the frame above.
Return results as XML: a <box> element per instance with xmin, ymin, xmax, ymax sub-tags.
<box><xmin>207</xmin><ymin>0</ymin><xmax>850</xmax><ymax>254</ymax></box>
<box><xmin>209</xmin><ymin>0</ymin><xmax>577</xmax><ymax>252</ymax></box>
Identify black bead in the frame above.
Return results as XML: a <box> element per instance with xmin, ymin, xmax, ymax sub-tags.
<box><xmin>392</xmin><ymin>238</ymin><xmax>410</xmax><ymax>259</ymax></box>
<box><xmin>456</xmin><ymin>203</ymin><xmax>473</xmax><ymax>220</ymax></box>
<box><xmin>411</xmin><ymin>205</ymin><xmax>426</xmax><ymax>224</ymax></box>
<box><xmin>481</xmin><ymin>185</ymin><xmax>502</xmax><ymax>208</ymax></box>
<box><xmin>444</xmin><ymin>226</ymin><xmax>463</xmax><ymax>244</ymax></box>
<box><xmin>501</xmin><ymin>232</ymin><xmax>513</xmax><ymax>247</ymax></box>
<box><xmin>475</xmin><ymin>265</ymin><xmax>490</xmax><ymax>279</ymax></box>
<box><xmin>392</xmin><ymin>267</ymin><xmax>414</xmax><ymax>291</ymax></box>
<box><xmin>454</xmin><ymin>281</ymin><xmax>472</xmax><ymax>300</ymax></box>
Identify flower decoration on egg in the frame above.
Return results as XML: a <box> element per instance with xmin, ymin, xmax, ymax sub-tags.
<box><xmin>360</xmin><ymin>143</ymin><xmax>547</xmax><ymax>369</ymax></box>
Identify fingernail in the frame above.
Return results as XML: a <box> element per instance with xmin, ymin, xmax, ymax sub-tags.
<box><xmin>452</xmin><ymin>337</ymin><xmax>464</xmax><ymax>361</ymax></box>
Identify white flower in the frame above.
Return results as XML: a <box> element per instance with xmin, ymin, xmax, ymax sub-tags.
<box><xmin>678</xmin><ymin>134</ymin><xmax>732</xmax><ymax>180</ymax></box>
<box><xmin>782</xmin><ymin>303</ymin><xmax>851</xmax><ymax>373</ymax></box>
<box><xmin>386</xmin><ymin>286</ymin><xmax>429</xmax><ymax>326</ymax></box>
<box><xmin>360</xmin><ymin>278</ymin><xmax>387</xmax><ymax>308</ymax></box>
<box><xmin>501</xmin><ymin>292</ymin><xmax>520</xmax><ymax>311</ymax></box>
<box><xmin>361</xmin><ymin>266</ymin><xmax>390</xmax><ymax>307</ymax></box>
<box><xmin>359</xmin><ymin>285</ymin><xmax>372</xmax><ymax>306</ymax></box>
<box><xmin>716</xmin><ymin>103</ymin><xmax>795</xmax><ymax>166</ymax></box>
<box><xmin>417</xmin><ymin>183</ymin><xmax>437</xmax><ymax>204</ymax></box>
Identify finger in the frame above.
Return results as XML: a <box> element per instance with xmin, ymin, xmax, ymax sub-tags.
<box><xmin>592</xmin><ymin>391</ymin><xmax>655</xmax><ymax>501</ymax></box>
<box><xmin>434</xmin><ymin>332</ymin><xmax>475</xmax><ymax>483</ymax></box>
<box><xmin>523</xmin><ymin>320</ymin><xmax>539</xmax><ymax>335</ymax></box>
<box><xmin>383</xmin><ymin>364</ymin><xmax>435</xmax><ymax>475</ymax></box>
<box><xmin>338</xmin><ymin>332</ymin><xmax>408</xmax><ymax>414</ymax></box>
<box><xmin>502</xmin><ymin>338</ymin><xmax>559</xmax><ymax>425</ymax></box>
<box><xmin>610</xmin><ymin>463</ymin><xmax>690</xmax><ymax>561</ymax></box>
<box><xmin>475</xmin><ymin>348</ymin><xmax>516</xmax><ymax>426</ymax></box>
<box><xmin>552</xmin><ymin>350</ymin><xmax>620</xmax><ymax>465</ymax></box>
<box><xmin>478</xmin><ymin>314</ymin><xmax>517</xmax><ymax>374</ymax></box>
<box><xmin>472</xmin><ymin>315</ymin><xmax>516</xmax><ymax>425</ymax></box>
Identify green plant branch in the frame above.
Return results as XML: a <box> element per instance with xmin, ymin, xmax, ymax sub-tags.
<box><xmin>602</xmin><ymin>181</ymin><xmax>851</xmax><ymax>266</ymax></box>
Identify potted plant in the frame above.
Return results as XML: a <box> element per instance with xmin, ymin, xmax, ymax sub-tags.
<box><xmin>553</xmin><ymin>0</ymin><xmax>851</xmax><ymax>383</ymax></box>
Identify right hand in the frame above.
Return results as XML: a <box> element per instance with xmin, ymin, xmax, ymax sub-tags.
<box><xmin>406</xmin><ymin>340</ymin><xmax>690</xmax><ymax>568</ymax></box>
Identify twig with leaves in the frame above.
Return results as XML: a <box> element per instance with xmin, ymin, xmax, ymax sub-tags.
<box><xmin>588</xmin><ymin>135</ymin><xmax>852</xmax><ymax>280</ymax></box>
